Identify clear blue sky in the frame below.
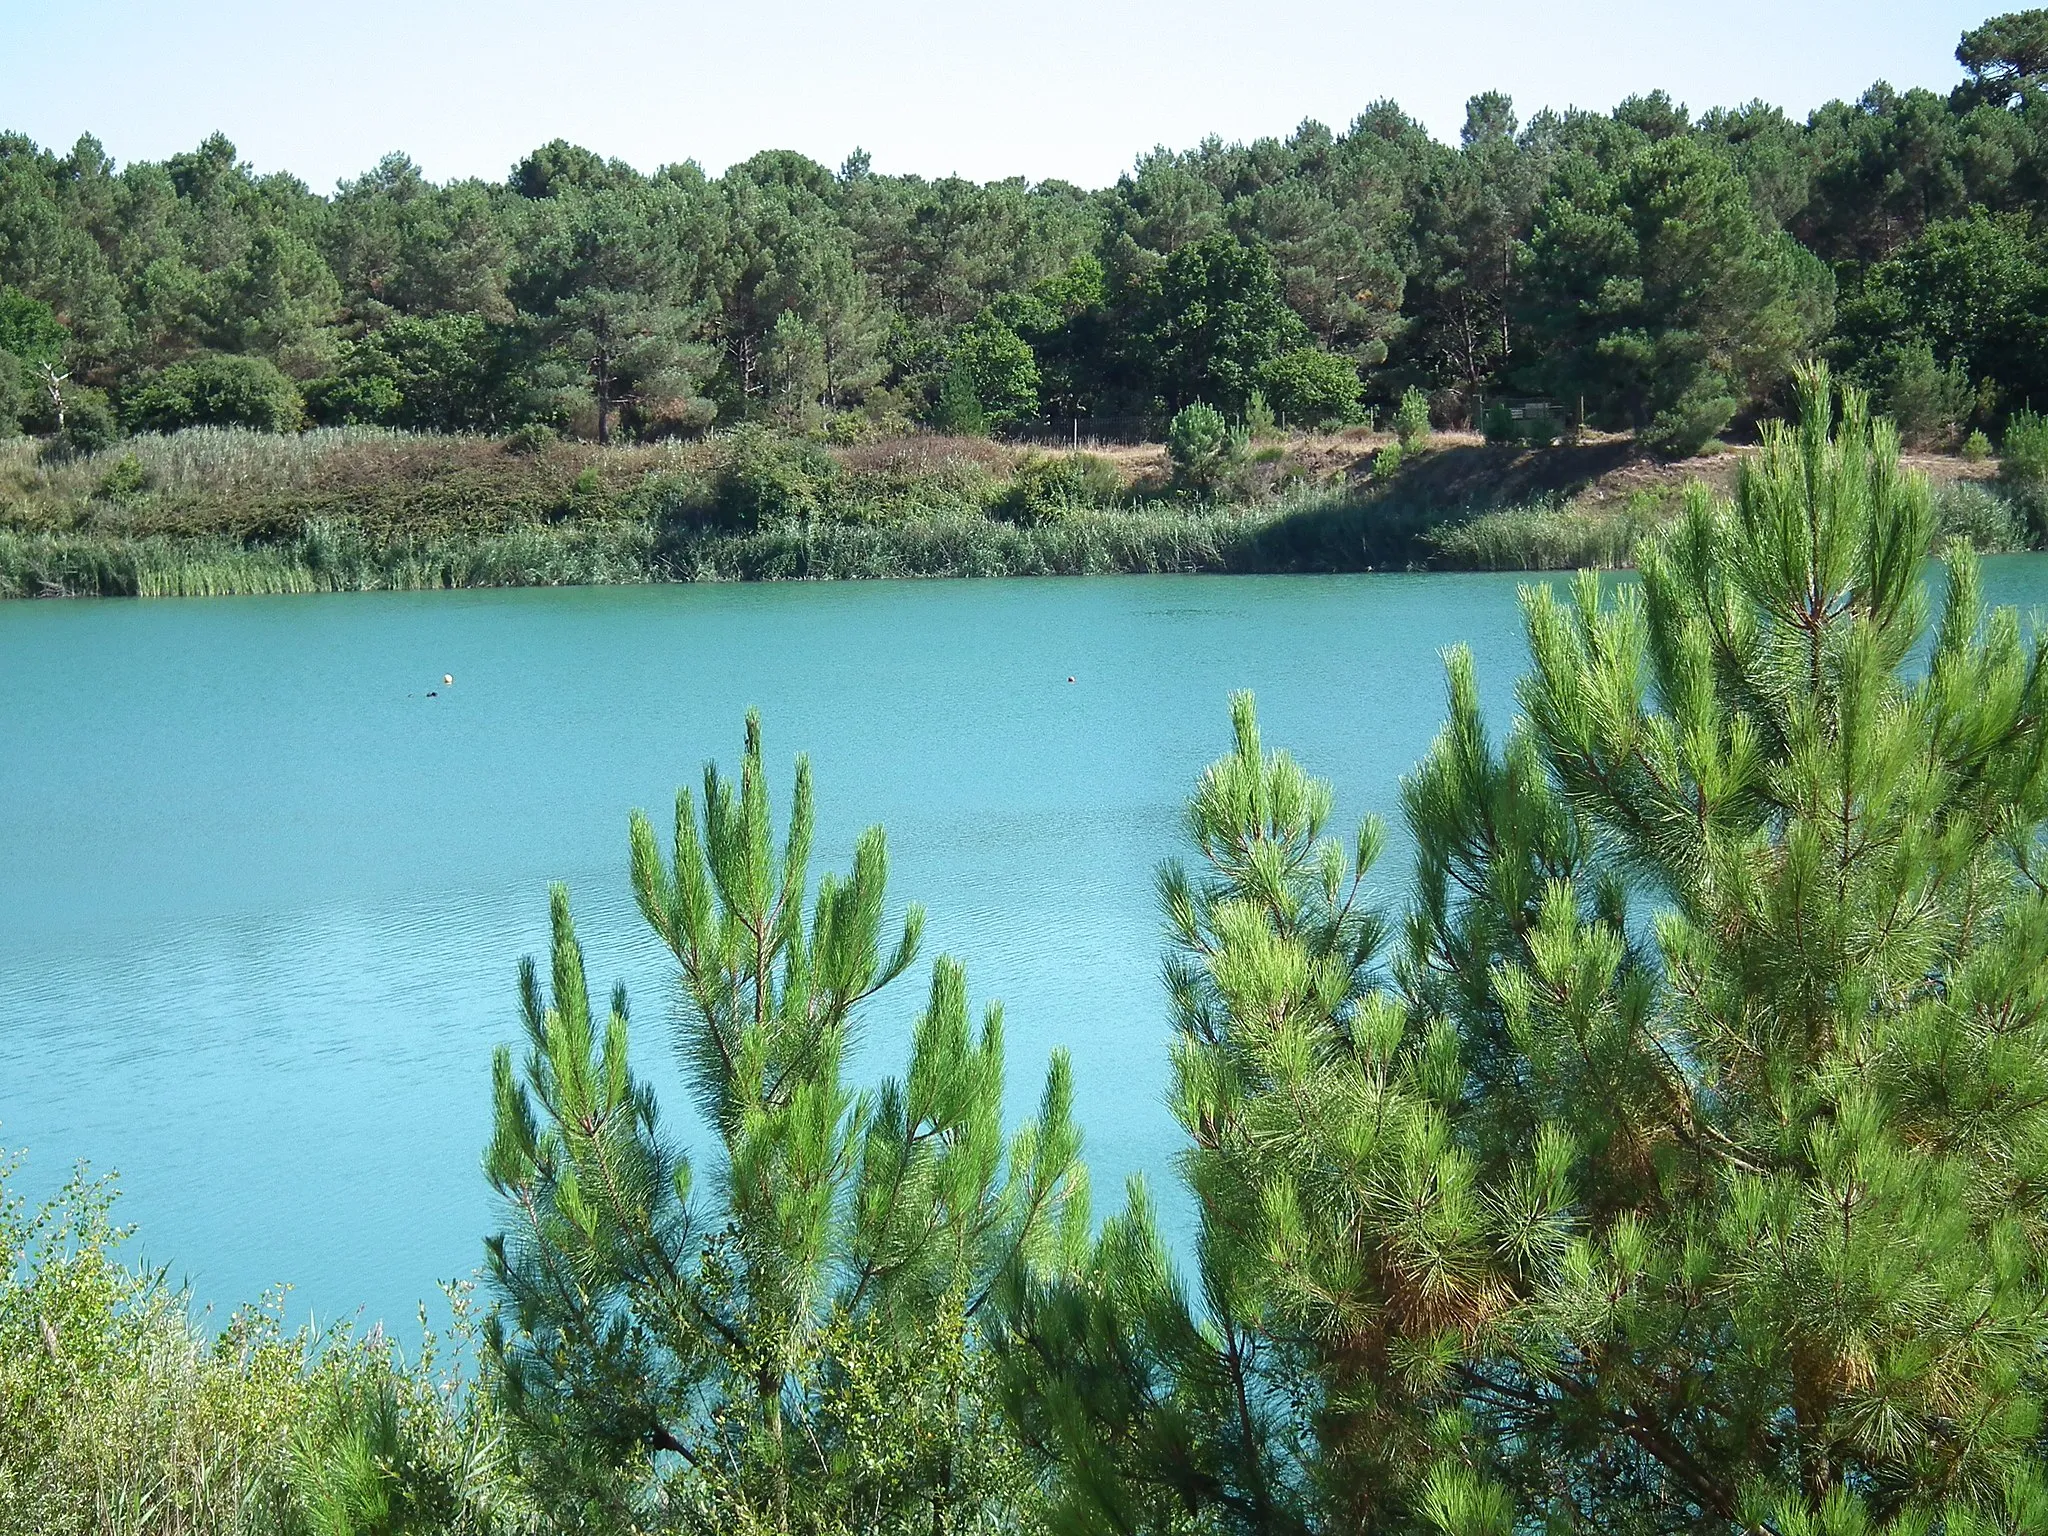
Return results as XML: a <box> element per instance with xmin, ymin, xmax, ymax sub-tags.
<box><xmin>0</xmin><ymin>0</ymin><xmax>1993</xmax><ymax>190</ymax></box>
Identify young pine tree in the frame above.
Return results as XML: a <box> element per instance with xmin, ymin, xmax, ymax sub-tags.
<box><xmin>483</xmin><ymin>714</ymin><xmax>1089</xmax><ymax>1535</ymax></box>
<box><xmin>1001</xmin><ymin>365</ymin><xmax>2048</xmax><ymax>1536</ymax></box>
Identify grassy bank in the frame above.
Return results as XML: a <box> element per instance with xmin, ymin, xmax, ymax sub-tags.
<box><xmin>0</xmin><ymin>428</ymin><xmax>2020</xmax><ymax>598</ymax></box>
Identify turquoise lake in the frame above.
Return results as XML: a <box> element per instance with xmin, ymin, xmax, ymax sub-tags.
<box><xmin>7</xmin><ymin>563</ymin><xmax>2047</xmax><ymax>1331</ymax></box>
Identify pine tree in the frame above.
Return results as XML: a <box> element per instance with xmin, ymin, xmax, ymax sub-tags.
<box><xmin>483</xmin><ymin>713</ymin><xmax>1089</xmax><ymax>1534</ymax></box>
<box><xmin>1000</xmin><ymin>366</ymin><xmax>2048</xmax><ymax>1536</ymax></box>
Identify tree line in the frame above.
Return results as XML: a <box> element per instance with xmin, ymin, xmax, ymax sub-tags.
<box><xmin>3</xmin><ymin>13</ymin><xmax>2048</xmax><ymax>459</ymax></box>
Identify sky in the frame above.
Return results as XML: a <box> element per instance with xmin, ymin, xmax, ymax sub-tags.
<box><xmin>0</xmin><ymin>0</ymin><xmax>1994</xmax><ymax>192</ymax></box>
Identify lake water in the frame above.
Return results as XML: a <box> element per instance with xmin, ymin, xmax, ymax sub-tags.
<box><xmin>6</xmin><ymin>563</ymin><xmax>2046</xmax><ymax>1331</ymax></box>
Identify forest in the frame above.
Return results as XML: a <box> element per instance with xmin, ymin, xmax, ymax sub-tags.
<box><xmin>2</xmin><ymin>13</ymin><xmax>2047</xmax><ymax>460</ymax></box>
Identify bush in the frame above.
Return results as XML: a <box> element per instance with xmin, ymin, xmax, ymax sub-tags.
<box><xmin>1641</xmin><ymin>380</ymin><xmax>1737</xmax><ymax>457</ymax></box>
<box><xmin>1867</xmin><ymin>338</ymin><xmax>1972</xmax><ymax>449</ymax></box>
<box><xmin>94</xmin><ymin>454</ymin><xmax>149</xmax><ymax>499</ymax></box>
<box><xmin>1962</xmin><ymin>428</ymin><xmax>1993</xmax><ymax>462</ymax></box>
<box><xmin>2000</xmin><ymin>410</ymin><xmax>2048</xmax><ymax>486</ymax></box>
<box><xmin>54</xmin><ymin>388</ymin><xmax>120</xmax><ymax>456</ymax></box>
<box><xmin>0</xmin><ymin>348</ymin><xmax>23</xmax><ymax>435</ymax></box>
<box><xmin>948</xmin><ymin>316</ymin><xmax>1039</xmax><ymax>432</ymax></box>
<box><xmin>1393</xmin><ymin>386</ymin><xmax>1432</xmax><ymax>450</ymax></box>
<box><xmin>707</xmin><ymin>424</ymin><xmax>838</xmax><ymax>529</ymax></box>
<box><xmin>1935</xmin><ymin>481</ymin><xmax>2028</xmax><ymax>551</ymax></box>
<box><xmin>997</xmin><ymin>452</ymin><xmax>1122</xmax><ymax>523</ymax></box>
<box><xmin>931</xmin><ymin>362</ymin><xmax>988</xmax><ymax>436</ymax></box>
<box><xmin>1253</xmin><ymin>348</ymin><xmax>1362</xmax><ymax>427</ymax></box>
<box><xmin>123</xmin><ymin>354</ymin><xmax>304</xmax><ymax>434</ymax></box>
<box><xmin>1167</xmin><ymin>402</ymin><xmax>1242</xmax><ymax>488</ymax></box>
<box><xmin>0</xmin><ymin>1156</ymin><xmax>505</xmax><ymax>1536</ymax></box>
<box><xmin>1482</xmin><ymin>403</ymin><xmax>1515</xmax><ymax>444</ymax></box>
<box><xmin>503</xmin><ymin>422</ymin><xmax>554</xmax><ymax>456</ymax></box>
<box><xmin>1372</xmin><ymin>442</ymin><xmax>1404</xmax><ymax>479</ymax></box>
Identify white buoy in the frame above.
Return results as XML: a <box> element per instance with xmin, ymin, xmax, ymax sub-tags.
<box><xmin>443</xmin><ymin>674</ymin><xmax>454</xmax><ymax>686</ymax></box>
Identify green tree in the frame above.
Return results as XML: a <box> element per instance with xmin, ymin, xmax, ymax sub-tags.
<box><xmin>0</xmin><ymin>285</ymin><xmax>65</xmax><ymax>432</ymax></box>
<box><xmin>947</xmin><ymin>315</ymin><xmax>1039</xmax><ymax>432</ymax></box>
<box><xmin>1836</xmin><ymin>209</ymin><xmax>2048</xmax><ymax>430</ymax></box>
<box><xmin>121</xmin><ymin>352</ymin><xmax>304</xmax><ymax>433</ymax></box>
<box><xmin>306</xmin><ymin>313</ymin><xmax>517</xmax><ymax>431</ymax></box>
<box><xmin>1165</xmin><ymin>400</ymin><xmax>1239</xmax><ymax>487</ymax></box>
<box><xmin>1002</xmin><ymin>367</ymin><xmax>2048</xmax><ymax>1535</ymax></box>
<box><xmin>1252</xmin><ymin>347</ymin><xmax>1361</xmax><ymax>426</ymax></box>
<box><xmin>1130</xmin><ymin>234</ymin><xmax>1308</xmax><ymax>414</ymax></box>
<box><xmin>1393</xmin><ymin>384</ymin><xmax>1433</xmax><ymax>448</ymax></box>
<box><xmin>484</xmin><ymin>715</ymin><xmax>1089</xmax><ymax>1534</ymax></box>
<box><xmin>1957</xmin><ymin>9</ymin><xmax>2048</xmax><ymax>106</ymax></box>
<box><xmin>1522</xmin><ymin>136</ymin><xmax>1832</xmax><ymax>452</ymax></box>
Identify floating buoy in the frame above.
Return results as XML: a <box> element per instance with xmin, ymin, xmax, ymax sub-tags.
<box><xmin>1067</xmin><ymin>676</ymin><xmax>1076</xmax><ymax>684</ymax></box>
<box><xmin>443</xmin><ymin>674</ymin><xmax>454</xmax><ymax>686</ymax></box>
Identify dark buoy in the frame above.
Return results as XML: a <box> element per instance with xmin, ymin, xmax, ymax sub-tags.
<box><xmin>1067</xmin><ymin>676</ymin><xmax>1076</xmax><ymax>684</ymax></box>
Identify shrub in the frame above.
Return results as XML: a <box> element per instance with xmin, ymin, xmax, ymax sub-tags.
<box><xmin>1244</xmin><ymin>389</ymin><xmax>1278</xmax><ymax>438</ymax></box>
<box><xmin>1393</xmin><ymin>386</ymin><xmax>1432</xmax><ymax>450</ymax></box>
<box><xmin>0</xmin><ymin>349</ymin><xmax>23</xmax><ymax>435</ymax></box>
<box><xmin>707</xmin><ymin>424</ymin><xmax>838</xmax><ymax>529</ymax></box>
<box><xmin>2000</xmin><ymin>409</ymin><xmax>2048</xmax><ymax>486</ymax></box>
<box><xmin>948</xmin><ymin>316</ymin><xmax>1039</xmax><ymax>431</ymax></box>
<box><xmin>94</xmin><ymin>454</ymin><xmax>149</xmax><ymax>499</ymax></box>
<box><xmin>1372</xmin><ymin>441</ymin><xmax>1404</xmax><ymax>478</ymax></box>
<box><xmin>503</xmin><ymin>422</ymin><xmax>554</xmax><ymax>456</ymax></box>
<box><xmin>931</xmin><ymin>362</ymin><xmax>988</xmax><ymax>436</ymax></box>
<box><xmin>54</xmin><ymin>388</ymin><xmax>120</xmax><ymax>456</ymax></box>
<box><xmin>1253</xmin><ymin>348</ymin><xmax>1362</xmax><ymax>426</ymax></box>
<box><xmin>124</xmin><ymin>354</ymin><xmax>304</xmax><ymax>434</ymax></box>
<box><xmin>1962</xmin><ymin>428</ymin><xmax>1993</xmax><ymax>462</ymax></box>
<box><xmin>824</xmin><ymin>410</ymin><xmax>876</xmax><ymax>446</ymax></box>
<box><xmin>1867</xmin><ymin>338</ymin><xmax>1972</xmax><ymax>449</ymax></box>
<box><xmin>998</xmin><ymin>452</ymin><xmax>1122</xmax><ymax>523</ymax></box>
<box><xmin>1641</xmin><ymin>379</ymin><xmax>1737</xmax><ymax>457</ymax></box>
<box><xmin>1482</xmin><ymin>403</ymin><xmax>1516</xmax><ymax>444</ymax></box>
<box><xmin>1167</xmin><ymin>402</ymin><xmax>1241</xmax><ymax>488</ymax></box>
<box><xmin>1935</xmin><ymin>481</ymin><xmax>2028</xmax><ymax>551</ymax></box>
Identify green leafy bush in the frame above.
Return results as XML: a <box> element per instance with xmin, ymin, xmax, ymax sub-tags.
<box><xmin>123</xmin><ymin>355</ymin><xmax>304</xmax><ymax>434</ymax></box>
<box><xmin>947</xmin><ymin>315</ymin><xmax>1039</xmax><ymax>431</ymax></box>
<box><xmin>1253</xmin><ymin>348</ymin><xmax>1362</xmax><ymax>426</ymax></box>
<box><xmin>503</xmin><ymin>422</ymin><xmax>554</xmax><ymax>456</ymax></box>
<box><xmin>1482</xmin><ymin>402</ymin><xmax>1516</xmax><ymax>444</ymax></box>
<box><xmin>997</xmin><ymin>452</ymin><xmax>1122</xmax><ymax>522</ymax></box>
<box><xmin>706</xmin><ymin>424</ymin><xmax>838</xmax><ymax>529</ymax></box>
<box><xmin>930</xmin><ymin>361</ymin><xmax>988</xmax><ymax>436</ymax></box>
<box><xmin>94</xmin><ymin>454</ymin><xmax>149</xmax><ymax>499</ymax></box>
<box><xmin>1962</xmin><ymin>428</ymin><xmax>1993</xmax><ymax>462</ymax></box>
<box><xmin>1393</xmin><ymin>386</ymin><xmax>1432</xmax><ymax>449</ymax></box>
<box><xmin>55</xmin><ymin>388</ymin><xmax>121</xmax><ymax>455</ymax></box>
<box><xmin>1372</xmin><ymin>441</ymin><xmax>1404</xmax><ymax>478</ymax></box>
<box><xmin>0</xmin><ymin>1154</ymin><xmax>506</xmax><ymax>1536</ymax></box>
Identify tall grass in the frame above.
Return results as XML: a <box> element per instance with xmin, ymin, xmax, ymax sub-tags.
<box><xmin>0</xmin><ymin>1157</ymin><xmax>510</xmax><ymax>1536</ymax></box>
<box><xmin>1425</xmin><ymin>494</ymin><xmax>1667</xmax><ymax>571</ymax></box>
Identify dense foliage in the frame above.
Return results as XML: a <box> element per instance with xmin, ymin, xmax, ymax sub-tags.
<box><xmin>6</xmin><ymin>15</ymin><xmax>2048</xmax><ymax>449</ymax></box>
<box><xmin>12</xmin><ymin>369</ymin><xmax>2048</xmax><ymax>1535</ymax></box>
<box><xmin>998</xmin><ymin>364</ymin><xmax>2048</xmax><ymax>1535</ymax></box>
